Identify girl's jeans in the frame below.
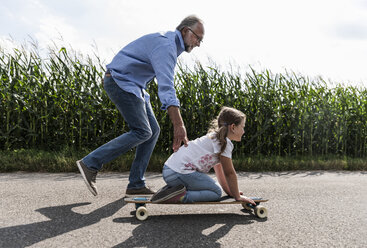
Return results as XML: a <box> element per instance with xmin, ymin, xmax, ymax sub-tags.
<box><xmin>162</xmin><ymin>165</ymin><xmax>222</xmax><ymax>203</ymax></box>
<box><xmin>82</xmin><ymin>75</ymin><xmax>160</xmax><ymax>189</ymax></box>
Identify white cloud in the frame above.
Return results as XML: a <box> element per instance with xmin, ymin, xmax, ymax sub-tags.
<box><xmin>0</xmin><ymin>0</ymin><xmax>366</xmax><ymax>86</ymax></box>
<box><xmin>35</xmin><ymin>16</ymin><xmax>81</xmax><ymax>49</ymax></box>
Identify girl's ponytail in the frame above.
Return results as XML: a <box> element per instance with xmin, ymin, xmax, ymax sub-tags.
<box><xmin>217</xmin><ymin>124</ymin><xmax>228</xmax><ymax>154</ymax></box>
<box><xmin>208</xmin><ymin>107</ymin><xmax>246</xmax><ymax>156</ymax></box>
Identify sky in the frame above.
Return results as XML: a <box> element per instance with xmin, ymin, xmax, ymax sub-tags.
<box><xmin>1</xmin><ymin>0</ymin><xmax>367</xmax><ymax>87</ymax></box>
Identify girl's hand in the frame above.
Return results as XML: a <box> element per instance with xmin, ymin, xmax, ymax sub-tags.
<box><xmin>236</xmin><ymin>195</ymin><xmax>256</xmax><ymax>206</ymax></box>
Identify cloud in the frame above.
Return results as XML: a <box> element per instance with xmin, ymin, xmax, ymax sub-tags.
<box><xmin>1</xmin><ymin>0</ymin><xmax>366</xmax><ymax>85</ymax></box>
<box><xmin>0</xmin><ymin>0</ymin><xmax>104</xmax><ymax>59</ymax></box>
<box><xmin>324</xmin><ymin>0</ymin><xmax>367</xmax><ymax>41</ymax></box>
<box><xmin>333</xmin><ymin>22</ymin><xmax>367</xmax><ymax>40</ymax></box>
<box><xmin>35</xmin><ymin>16</ymin><xmax>80</xmax><ymax>47</ymax></box>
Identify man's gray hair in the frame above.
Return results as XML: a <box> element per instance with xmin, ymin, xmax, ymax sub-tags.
<box><xmin>176</xmin><ymin>15</ymin><xmax>203</xmax><ymax>31</ymax></box>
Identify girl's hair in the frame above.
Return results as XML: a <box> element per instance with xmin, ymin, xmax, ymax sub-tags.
<box><xmin>208</xmin><ymin>106</ymin><xmax>246</xmax><ymax>155</ymax></box>
<box><xmin>176</xmin><ymin>15</ymin><xmax>203</xmax><ymax>31</ymax></box>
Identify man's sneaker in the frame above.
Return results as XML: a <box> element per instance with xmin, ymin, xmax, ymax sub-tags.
<box><xmin>76</xmin><ymin>160</ymin><xmax>98</xmax><ymax>196</ymax></box>
<box><xmin>125</xmin><ymin>186</ymin><xmax>155</xmax><ymax>196</ymax></box>
<box><xmin>151</xmin><ymin>184</ymin><xmax>186</xmax><ymax>203</ymax></box>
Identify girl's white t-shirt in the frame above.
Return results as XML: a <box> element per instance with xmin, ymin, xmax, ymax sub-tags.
<box><xmin>165</xmin><ymin>133</ymin><xmax>233</xmax><ymax>174</ymax></box>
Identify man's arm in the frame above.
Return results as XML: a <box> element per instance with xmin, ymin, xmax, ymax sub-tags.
<box><xmin>167</xmin><ymin>106</ymin><xmax>189</xmax><ymax>152</ymax></box>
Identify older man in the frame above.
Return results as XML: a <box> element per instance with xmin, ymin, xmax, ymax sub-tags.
<box><xmin>77</xmin><ymin>15</ymin><xmax>204</xmax><ymax>196</ymax></box>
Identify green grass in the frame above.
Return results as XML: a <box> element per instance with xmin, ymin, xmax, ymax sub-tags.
<box><xmin>0</xmin><ymin>149</ymin><xmax>366</xmax><ymax>173</ymax></box>
<box><xmin>233</xmin><ymin>155</ymin><xmax>367</xmax><ymax>171</ymax></box>
<box><xmin>0</xmin><ymin>149</ymin><xmax>167</xmax><ymax>173</ymax></box>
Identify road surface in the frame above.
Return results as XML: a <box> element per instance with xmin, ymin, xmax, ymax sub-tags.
<box><xmin>1</xmin><ymin>171</ymin><xmax>366</xmax><ymax>247</ymax></box>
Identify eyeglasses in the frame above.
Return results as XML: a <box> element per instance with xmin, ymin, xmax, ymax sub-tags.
<box><xmin>187</xmin><ymin>27</ymin><xmax>203</xmax><ymax>43</ymax></box>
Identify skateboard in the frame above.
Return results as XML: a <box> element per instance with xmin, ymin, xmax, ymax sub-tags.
<box><xmin>125</xmin><ymin>195</ymin><xmax>269</xmax><ymax>221</ymax></box>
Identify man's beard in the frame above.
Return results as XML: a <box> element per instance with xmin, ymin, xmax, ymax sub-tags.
<box><xmin>184</xmin><ymin>42</ymin><xmax>192</xmax><ymax>53</ymax></box>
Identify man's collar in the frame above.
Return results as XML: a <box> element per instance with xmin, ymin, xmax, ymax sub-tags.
<box><xmin>175</xmin><ymin>29</ymin><xmax>185</xmax><ymax>55</ymax></box>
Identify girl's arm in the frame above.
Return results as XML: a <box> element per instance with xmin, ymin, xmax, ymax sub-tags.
<box><xmin>214</xmin><ymin>163</ymin><xmax>244</xmax><ymax>197</ymax></box>
<box><xmin>220</xmin><ymin>155</ymin><xmax>256</xmax><ymax>205</ymax></box>
<box><xmin>214</xmin><ymin>163</ymin><xmax>231</xmax><ymax>195</ymax></box>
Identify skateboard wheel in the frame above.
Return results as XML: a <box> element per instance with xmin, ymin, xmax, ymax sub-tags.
<box><xmin>136</xmin><ymin>206</ymin><xmax>148</xmax><ymax>221</ymax></box>
<box><xmin>241</xmin><ymin>203</ymin><xmax>253</xmax><ymax>211</ymax></box>
<box><xmin>255</xmin><ymin>206</ymin><xmax>267</xmax><ymax>219</ymax></box>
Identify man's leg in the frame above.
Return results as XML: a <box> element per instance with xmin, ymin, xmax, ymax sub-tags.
<box><xmin>127</xmin><ymin>98</ymin><xmax>160</xmax><ymax>189</ymax></box>
<box><xmin>82</xmin><ymin>76</ymin><xmax>152</xmax><ymax>171</ymax></box>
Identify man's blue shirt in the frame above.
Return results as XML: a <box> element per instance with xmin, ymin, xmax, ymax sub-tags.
<box><xmin>106</xmin><ymin>30</ymin><xmax>185</xmax><ymax>110</ymax></box>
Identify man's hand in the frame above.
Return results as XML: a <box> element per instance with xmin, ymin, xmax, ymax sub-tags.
<box><xmin>173</xmin><ymin>125</ymin><xmax>189</xmax><ymax>152</ymax></box>
<box><xmin>167</xmin><ymin>106</ymin><xmax>189</xmax><ymax>152</ymax></box>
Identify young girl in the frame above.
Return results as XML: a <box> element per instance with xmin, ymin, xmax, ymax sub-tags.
<box><xmin>151</xmin><ymin>106</ymin><xmax>256</xmax><ymax>205</ymax></box>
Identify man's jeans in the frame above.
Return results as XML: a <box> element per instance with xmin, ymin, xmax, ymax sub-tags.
<box><xmin>82</xmin><ymin>75</ymin><xmax>160</xmax><ymax>189</ymax></box>
<box><xmin>162</xmin><ymin>165</ymin><xmax>222</xmax><ymax>203</ymax></box>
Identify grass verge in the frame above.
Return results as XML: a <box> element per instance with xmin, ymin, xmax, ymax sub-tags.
<box><xmin>0</xmin><ymin>149</ymin><xmax>366</xmax><ymax>173</ymax></box>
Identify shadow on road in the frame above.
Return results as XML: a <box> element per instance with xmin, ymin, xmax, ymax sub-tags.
<box><xmin>0</xmin><ymin>197</ymin><xmax>126</xmax><ymax>247</ymax></box>
<box><xmin>113</xmin><ymin>211</ymin><xmax>265</xmax><ymax>247</ymax></box>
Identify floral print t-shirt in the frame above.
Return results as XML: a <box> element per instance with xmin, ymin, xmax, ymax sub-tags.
<box><xmin>165</xmin><ymin>133</ymin><xmax>233</xmax><ymax>174</ymax></box>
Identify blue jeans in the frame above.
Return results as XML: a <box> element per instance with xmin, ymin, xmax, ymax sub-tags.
<box><xmin>82</xmin><ymin>75</ymin><xmax>160</xmax><ymax>189</ymax></box>
<box><xmin>162</xmin><ymin>165</ymin><xmax>222</xmax><ymax>203</ymax></box>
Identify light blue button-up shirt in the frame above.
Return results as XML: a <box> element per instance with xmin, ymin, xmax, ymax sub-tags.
<box><xmin>106</xmin><ymin>30</ymin><xmax>185</xmax><ymax>110</ymax></box>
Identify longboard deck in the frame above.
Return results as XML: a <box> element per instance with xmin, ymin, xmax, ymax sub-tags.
<box><xmin>126</xmin><ymin>195</ymin><xmax>269</xmax><ymax>220</ymax></box>
<box><xmin>125</xmin><ymin>195</ymin><xmax>268</xmax><ymax>204</ymax></box>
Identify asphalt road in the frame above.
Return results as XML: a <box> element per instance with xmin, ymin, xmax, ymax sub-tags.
<box><xmin>1</xmin><ymin>171</ymin><xmax>366</xmax><ymax>247</ymax></box>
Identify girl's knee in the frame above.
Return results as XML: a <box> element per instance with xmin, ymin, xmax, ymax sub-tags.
<box><xmin>214</xmin><ymin>190</ymin><xmax>222</xmax><ymax>201</ymax></box>
<box><xmin>214</xmin><ymin>183</ymin><xmax>223</xmax><ymax>198</ymax></box>
<box><xmin>207</xmin><ymin>189</ymin><xmax>222</xmax><ymax>202</ymax></box>
<box><xmin>208</xmin><ymin>186</ymin><xmax>223</xmax><ymax>202</ymax></box>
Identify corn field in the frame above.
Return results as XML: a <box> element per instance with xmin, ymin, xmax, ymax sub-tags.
<box><xmin>1</xmin><ymin>43</ymin><xmax>367</xmax><ymax>158</ymax></box>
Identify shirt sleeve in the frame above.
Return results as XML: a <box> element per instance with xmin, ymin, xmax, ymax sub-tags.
<box><xmin>221</xmin><ymin>139</ymin><xmax>234</xmax><ymax>158</ymax></box>
<box><xmin>213</xmin><ymin>136</ymin><xmax>233</xmax><ymax>158</ymax></box>
<box><xmin>150</xmin><ymin>44</ymin><xmax>180</xmax><ymax>110</ymax></box>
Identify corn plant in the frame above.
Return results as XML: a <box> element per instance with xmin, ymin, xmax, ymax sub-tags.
<box><xmin>1</xmin><ymin>41</ymin><xmax>366</xmax><ymax>158</ymax></box>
